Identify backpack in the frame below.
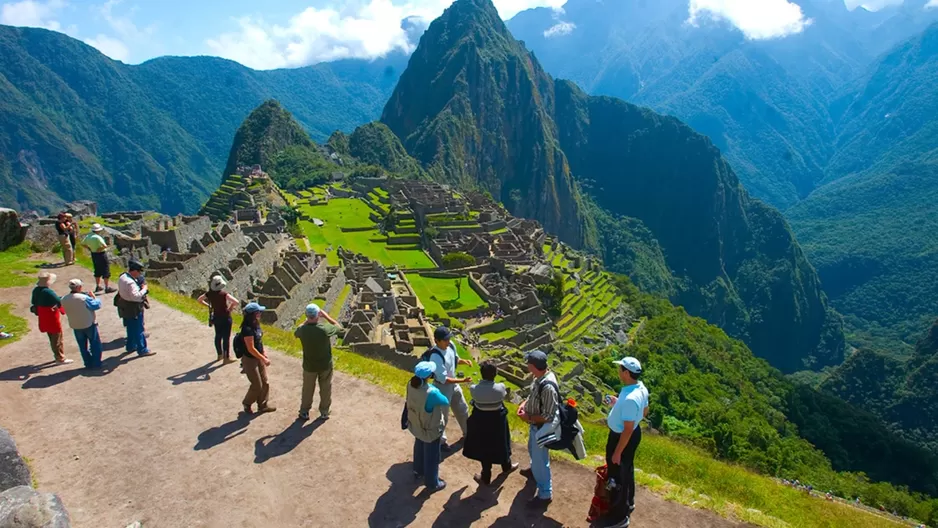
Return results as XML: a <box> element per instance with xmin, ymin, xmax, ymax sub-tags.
<box><xmin>232</xmin><ymin>332</ymin><xmax>246</xmax><ymax>359</ymax></box>
<box><xmin>420</xmin><ymin>347</ymin><xmax>445</xmax><ymax>363</ymax></box>
<box><xmin>538</xmin><ymin>379</ymin><xmax>580</xmax><ymax>453</ymax></box>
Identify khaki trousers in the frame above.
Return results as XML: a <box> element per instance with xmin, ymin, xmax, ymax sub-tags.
<box><xmin>47</xmin><ymin>332</ymin><xmax>65</xmax><ymax>362</ymax></box>
<box><xmin>58</xmin><ymin>235</ymin><xmax>73</xmax><ymax>264</ymax></box>
<box><xmin>300</xmin><ymin>367</ymin><xmax>333</xmax><ymax>416</ymax></box>
<box><xmin>242</xmin><ymin>355</ymin><xmax>270</xmax><ymax>409</ymax></box>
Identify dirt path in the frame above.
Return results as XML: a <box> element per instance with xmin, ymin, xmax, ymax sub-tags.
<box><xmin>0</xmin><ymin>264</ymin><xmax>744</xmax><ymax>528</ymax></box>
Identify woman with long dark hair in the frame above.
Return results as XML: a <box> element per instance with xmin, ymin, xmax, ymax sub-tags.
<box><xmin>463</xmin><ymin>361</ymin><xmax>519</xmax><ymax>485</ymax></box>
<box><xmin>238</xmin><ymin>302</ymin><xmax>276</xmax><ymax>415</ymax></box>
<box><xmin>197</xmin><ymin>275</ymin><xmax>239</xmax><ymax>363</ymax></box>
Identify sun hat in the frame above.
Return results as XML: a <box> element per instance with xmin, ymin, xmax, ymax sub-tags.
<box><xmin>415</xmin><ymin>361</ymin><xmax>436</xmax><ymax>379</ymax></box>
<box><xmin>37</xmin><ymin>271</ymin><xmax>56</xmax><ymax>287</ymax></box>
<box><xmin>524</xmin><ymin>349</ymin><xmax>548</xmax><ymax>371</ymax></box>
<box><xmin>91</xmin><ymin>223</ymin><xmax>104</xmax><ymax>233</ymax></box>
<box><xmin>612</xmin><ymin>356</ymin><xmax>642</xmax><ymax>375</ymax></box>
<box><xmin>68</xmin><ymin>278</ymin><xmax>83</xmax><ymax>291</ymax></box>
<box><xmin>305</xmin><ymin>303</ymin><xmax>321</xmax><ymax>318</ymax></box>
<box><xmin>210</xmin><ymin>275</ymin><xmax>227</xmax><ymax>291</ymax></box>
<box><xmin>243</xmin><ymin>302</ymin><xmax>266</xmax><ymax>314</ymax></box>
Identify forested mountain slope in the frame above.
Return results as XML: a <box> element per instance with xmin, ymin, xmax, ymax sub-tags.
<box><xmin>0</xmin><ymin>24</ymin><xmax>405</xmax><ymax>214</ymax></box>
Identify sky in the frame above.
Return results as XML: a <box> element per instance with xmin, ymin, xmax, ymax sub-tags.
<box><xmin>0</xmin><ymin>0</ymin><xmax>935</xmax><ymax>69</ymax></box>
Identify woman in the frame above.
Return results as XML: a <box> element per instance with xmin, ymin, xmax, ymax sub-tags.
<box><xmin>405</xmin><ymin>361</ymin><xmax>449</xmax><ymax>492</ymax></box>
<box><xmin>30</xmin><ymin>271</ymin><xmax>72</xmax><ymax>364</ymax></box>
<box><xmin>65</xmin><ymin>213</ymin><xmax>78</xmax><ymax>257</ymax></box>
<box><xmin>54</xmin><ymin>213</ymin><xmax>74</xmax><ymax>265</ymax></box>
<box><xmin>239</xmin><ymin>302</ymin><xmax>276</xmax><ymax>415</ymax></box>
<box><xmin>197</xmin><ymin>275</ymin><xmax>239</xmax><ymax>362</ymax></box>
<box><xmin>463</xmin><ymin>361</ymin><xmax>519</xmax><ymax>485</ymax></box>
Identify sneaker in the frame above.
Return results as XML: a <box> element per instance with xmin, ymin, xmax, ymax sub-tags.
<box><xmin>104</xmin><ymin>287</ymin><xmax>117</xmax><ymax>294</ymax></box>
<box><xmin>440</xmin><ymin>443</ymin><xmax>452</xmax><ymax>453</ymax></box>
<box><xmin>527</xmin><ymin>496</ymin><xmax>552</xmax><ymax>508</ymax></box>
<box><xmin>56</xmin><ymin>358</ymin><xmax>74</xmax><ymax>365</ymax></box>
<box><xmin>243</xmin><ymin>405</ymin><xmax>253</xmax><ymax>415</ymax></box>
<box><xmin>257</xmin><ymin>405</ymin><xmax>277</xmax><ymax>414</ymax></box>
<box><xmin>94</xmin><ymin>286</ymin><xmax>104</xmax><ymax>293</ymax></box>
<box><xmin>297</xmin><ymin>412</ymin><xmax>310</xmax><ymax>421</ymax></box>
<box><xmin>430</xmin><ymin>480</ymin><xmax>447</xmax><ymax>493</ymax></box>
<box><xmin>473</xmin><ymin>474</ymin><xmax>491</xmax><ymax>486</ymax></box>
<box><xmin>502</xmin><ymin>462</ymin><xmax>520</xmax><ymax>474</ymax></box>
<box><xmin>0</xmin><ymin>332</ymin><xmax>13</xmax><ymax>340</ymax></box>
<box><xmin>138</xmin><ymin>350</ymin><xmax>155</xmax><ymax>356</ymax></box>
<box><xmin>519</xmin><ymin>468</ymin><xmax>534</xmax><ymax>479</ymax></box>
<box><xmin>318</xmin><ymin>412</ymin><xmax>331</xmax><ymax>421</ymax></box>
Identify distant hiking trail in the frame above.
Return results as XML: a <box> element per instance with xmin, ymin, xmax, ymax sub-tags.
<box><xmin>0</xmin><ymin>263</ymin><xmax>744</xmax><ymax>527</ymax></box>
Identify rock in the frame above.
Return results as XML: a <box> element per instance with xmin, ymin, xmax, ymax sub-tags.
<box><xmin>0</xmin><ymin>208</ymin><xmax>27</xmax><ymax>252</ymax></box>
<box><xmin>0</xmin><ymin>428</ymin><xmax>31</xmax><ymax>493</ymax></box>
<box><xmin>0</xmin><ymin>486</ymin><xmax>70</xmax><ymax>528</ymax></box>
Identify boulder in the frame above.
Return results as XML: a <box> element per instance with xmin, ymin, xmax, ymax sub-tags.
<box><xmin>0</xmin><ymin>208</ymin><xmax>27</xmax><ymax>252</ymax></box>
<box><xmin>0</xmin><ymin>486</ymin><xmax>70</xmax><ymax>528</ymax></box>
<box><xmin>0</xmin><ymin>428</ymin><xmax>31</xmax><ymax>493</ymax></box>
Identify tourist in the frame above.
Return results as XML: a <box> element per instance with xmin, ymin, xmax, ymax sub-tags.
<box><xmin>82</xmin><ymin>223</ymin><xmax>116</xmax><ymax>293</ymax></box>
<box><xmin>294</xmin><ymin>303</ymin><xmax>342</xmax><ymax>421</ymax></box>
<box><xmin>463</xmin><ymin>360</ymin><xmax>519</xmax><ymax>486</ymax></box>
<box><xmin>599</xmin><ymin>356</ymin><xmax>650</xmax><ymax>528</ymax></box>
<box><xmin>239</xmin><ymin>302</ymin><xmax>276</xmax><ymax>415</ymax></box>
<box><xmin>65</xmin><ymin>213</ymin><xmax>78</xmax><ymax>255</ymax></box>
<box><xmin>405</xmin><ymin>360</ymin><xmax>449</xmax><ymax>492</ymax></box>
<box><xmin>517</xmin><ymin>349</ymin><xmax>558</xmax><ymax>507</ymax></box>
<box><xmin>197</xmin><ymin>275</ymin><xmax>239</xmax><ymax>362</ymax></box>
<box><xmin>116</xmin><ymin>259</ymin><xmax>151</xmax><ymax>356</ymax></box>
<box><xmin>54</xmin><ymin>213</ymin><xmax>74</xmax><ymax>265</ymax></box>
<box><xmin>426</xmin><ymin>326</ymin><xmax>472</xmax><ymax>451</ymax></box>
<box><xmin>29</xmin><ymin>271</ymin><xmax>72</xmax><ymax>365</ymax></box>
<box><xmin>61</xmin><ymin>279</ymin><xmax>103</xmax><ymax>369</ymax></box>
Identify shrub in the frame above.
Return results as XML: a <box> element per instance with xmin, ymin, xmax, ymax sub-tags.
<box><xmin>442</xmin><ymin>252</ymin><xmax>476</xmax><ymax>269</ymax></box>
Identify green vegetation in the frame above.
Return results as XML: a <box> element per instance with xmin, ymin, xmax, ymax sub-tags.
<box><xmin>346</xmin><ymin>122</ymin><xmax>425</xmax><ymax>177</ymax></box>
<box><xmin>405</xmin><ymin>274</ymin><xmax>487</xmax><ymax>320</ymax></box>
<box><xmin>441</xmin><ymin>251</ymin><xmax>476</xmax><ymax>269</ymax></box>
<box><xmin>0</xmin><ymin>304</ymin><xmax>28</xmax><ymax>349</ymax></box>
<box><xmin>479</xmin><ymin>326</ymin><xmax>518</xmax><ymax>343</ymax></box>
<box><xmin>0</xmin><ymin>242</ymin><xmax>47</xmax><ymax>288</ymax></box>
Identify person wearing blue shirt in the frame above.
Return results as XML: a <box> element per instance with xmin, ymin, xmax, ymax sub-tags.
<box><xmin>601</xmin><ymin>356</ymin><xmax>650</xmax><ymax>528</ymax></box>
<box><xmin>405</xmin><ymin>361</ymin><xmax>450</xmax><ymax>492</ymax></box>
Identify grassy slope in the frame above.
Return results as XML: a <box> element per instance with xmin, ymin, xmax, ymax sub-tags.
<box><xmin>0</xmin><ymin>304</ymin><xmax>28</xmax><ymax>349</ymax></box>
<box><xmin>405</xmin><ymin>274</ymin><xmax>487</xmax><ymax>320</ymax></box>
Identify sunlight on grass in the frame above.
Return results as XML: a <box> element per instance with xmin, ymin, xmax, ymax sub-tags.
<box><xmin>0</xmin><ymin>243</ymin><xmax>49</xmax><ymax>288</ymax></box>
<box><xmin>0</xmin><ymin>304</ymin><xmax>29</xmax><ymax>349</ymax></box>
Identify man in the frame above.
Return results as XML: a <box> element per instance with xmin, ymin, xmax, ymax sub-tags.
<box><xmin>54</xmin><ymin>213</ymin><xmax>73</xmax><ymax>266</ymax></box>
<box><xmin>518</xmin><ymin>349</ymin><xmax>558</xmax><ymax>507</ymax></box>
<box><xmin>294</xmin><ymin>303</ymin><xmax>343</xmax><ymax>421</ymax></box>
<box><xmin>601</xmin><ymin>356</ymin><xmax>650</xmax><ymax>528</ymax></box>
<box><xmin>117</xmin><ymin>259</ymin><xmax>152</xmax><ymax>356</ymax></box>
<box><xmin>30</xmin><ymin>271</ymin><xmax>73</xmax><ymax>365</ymax></box>
<box><xmin>61</xmin><ymin>279</ymin><xmax>103</xmax><ymax>369</ymax></box>
<box><xmin>426</xmin><ymin>326</ymin><xmax>472</xmax><ymax>451</ymax></box>
<box><xmin>82</xmin><ymin>224</ymin><xmax>116</xmax><ymax>294</ymax></box>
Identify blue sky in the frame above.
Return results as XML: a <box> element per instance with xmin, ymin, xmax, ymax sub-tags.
<box><xmin>0</xmin><ymin>0</ymin><xmax>932</xmax><ymax>69</ymax></box>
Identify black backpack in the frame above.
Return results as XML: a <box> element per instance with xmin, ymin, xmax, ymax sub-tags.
<box><xmin>232</xmin><ymin>332</ymin><xmax>246</xmax><ymax>359</ymax></box>
<box><xmin>538</xmin><ymin>379</ymin><xmax>579</xmax><ymax>452</ymax></box>
<box><xmin>420</xmin><ymin>347</ymin><xmax>445</xmax><ymax>363</ymax></box>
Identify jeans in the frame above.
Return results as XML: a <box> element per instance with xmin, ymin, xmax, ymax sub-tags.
<box><xmin>605</xmin><ymin>425</ymin><xmax>642</xmax><ymax>522</ymax></box>
<box><xmin>213</xmin><ymin>316</ymin><xmax>232</xmax><ymax>358</ymax></box>
<box><xmin>528</xmin><ymin>425</ymin><xmax>552</xmax><ymax>499</ymax></box>
<box><xmin>300</xmin><ymin>367</ymin><xmax>333</xmax><ymax>417</ymax></box>
<box><xmin>123</xmin><ymin>314</ymin><xmax>148</xmax><ymax>355</ymax></box>
<box><xmin>74</xmin><ymin>324</ymin><xmax>103</xmax><ymax>368</ymax></box>
<box><xmin>413</xmin><ymin>437</ymin><xmax>442</xmax><ymax>489</ymax></box>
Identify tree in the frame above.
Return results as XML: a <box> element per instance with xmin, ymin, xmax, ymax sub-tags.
<box><xmin>442</xmin><ymin>252</ymin><xmax>476</xmax><ymax>269</ymax></box>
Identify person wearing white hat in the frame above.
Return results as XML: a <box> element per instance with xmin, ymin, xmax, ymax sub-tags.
<box><xmin>61</xmin><ymin>279</ymin><xmax>104</xmax><ymax>369</ymax></box>
<box><xmin>599</xmin><ymin>356</ymin><xmax>650</xmax><ymax>528</ymax></box>
<box><xmin>197</xmin><ymin>274</ymin><xmax>240</xmax><ymax>362</ymax></box>
<box><xmin>82</xmin><ymin>223</ymin><xmax>116</xmax><ymax>294</ymax></box>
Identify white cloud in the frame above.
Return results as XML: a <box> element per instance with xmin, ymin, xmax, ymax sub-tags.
<box><xmin>844</xmin><ymin>0</ymin><xmax>905</xmax><ymax>11</ymax></box>
<box><xmin>687</xmin><ymin>0</ymin><xmax>812</xmax><ymax>40</ymax></box>
<box><xmin>83</xmin><ymin>33</ymin><xmax>128</xmax><ymax>60</ymax></box>
<box><xmin>543</xmin><ymin>21</ymin><xmax>575</xmax><ymax>37</ymax></box>
<box><xmin>206</xmin><ymin>0</ymin><xmax>565</xmax><ymax>70</ymax></box>
<box><xmin>0</xmin><ymin>0</ymin><xmax>67</xmax><ymax>31</ymax></box>
<box><xmin>926</xmin><ymin>0</ymin><xmax>938</xmax><ymax>9</ymax></box>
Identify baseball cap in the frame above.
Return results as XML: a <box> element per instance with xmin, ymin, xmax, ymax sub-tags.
<box><xmin>613</xmin><ymin>356</ymin><xmax>642</xmax><ymax>375</ymax></box>
<box><xmin>414</xmin><ymin>361</ymin><xmax>436</xmax><ymax>379</ymax></box>
<box><xmin>243</xmin><ymin>302</ymin><xmax>266</xmax><ymax>314</ymax></box>
<box><xmin>524</xmin><ymin>349</ymin><xmax>548</xmax><ymax>371</ymax></box>
<box><xmin>306</xmin><ymin>303</ymin><xmax>321</xmax><ymax>318</ymax></box>
<box><xmin>128</xmin><ymin>259</ymin><xmax>144</xmax><ymax>272</ymax></box>
<box><xmin>68</xmin><ymin>278</ymin><xmax>83</xmax><ymax>291</ymax></box>
<box><xmin>433</xmin><ymin>326</ymin><xmax>453</xmax><ymax>342</ymax></box>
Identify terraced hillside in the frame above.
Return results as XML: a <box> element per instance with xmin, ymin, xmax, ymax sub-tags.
<box><xmin>199</xmin><ymin>173</ymin><xmax>286</xmax><ymax>222</ymax></box>
<box><xmin>546</xmin><ymin>243</ymin><xmax>624</xmax><ymax>342</ymax></box>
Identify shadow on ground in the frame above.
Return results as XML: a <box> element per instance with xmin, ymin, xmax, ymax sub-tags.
<box><xmin>3</xmin><ymin>350</ymin><xmax>144</xmax><ymax>389</ymax></box>
<box><xmin>167</xmin><ymin>361</ymin><xmax>227</xmax><ymax>385</ymax></box>
<box><xmin>369</xmin><ymin>462</ymin><xmax>433</xmax><ymax>527</ymax></box>
<box><xmin>253</xmin><ymin>418</ymin><xmax>325</xmax><ymax>463</ymax></box>
<box><xmin>194</xmin><ymin>412</ymin><xmax>257</xmax><ymax>451</ymax></box>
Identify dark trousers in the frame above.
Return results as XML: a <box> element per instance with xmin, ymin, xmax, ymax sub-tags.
<box><xmin>242</xmin><ymin>355</ymin><xmax>270</xmax><ymax>409</ymax></box>
<box><xmin>213</xmin><ymin>316</ymin><xmax>232</xmax><ymax>358</ymax></box>
<box><xmin>413</xmin><ymin>437</ymin><xmax>442</xmax><ymax>489</ymax></box>
<box><xmin>123</xmin><ymin>315</ymin><xmax>148</xmax><ymax>355</ymax></box>
<box><xmin>480</xmin><ymin>460</ymin><xmax>514</xmax><ymax>484</ymax></box>
<box><xmin>605</xmin><ymin>425</ymin><xmax>642</xmax><ymax>522</ymax></box>
<box><xmin>74</xmin><ymin>324</ymin><xmax>103</xmax><ymax>368</ymax></box>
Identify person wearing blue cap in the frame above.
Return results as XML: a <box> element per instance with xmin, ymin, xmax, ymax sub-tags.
<box><xmin>238</xmin><ymin>302</ymin><xmax>276</xmax><ymax>415</ymax></box>
<box><xmin>405</xmin><ymin>360</ymin><xmax>450</xmax><ymax>492</ymax></box>
<box><xmin>599</xmin><ymin>356</ymin><xmax>650</xmax><ymax>528</ymax></box>
<box><xmin>294</xmin><ymin>303</ymin><xmax>343</xmax><ymax>421</ymax></box>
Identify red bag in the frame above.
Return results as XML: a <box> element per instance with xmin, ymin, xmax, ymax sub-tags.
<box><xmin>587</xmin><ymin>464</ymin><xmax>612</xmax><ymax>522</ymax></box>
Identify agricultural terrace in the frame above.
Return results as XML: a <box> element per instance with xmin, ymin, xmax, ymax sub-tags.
<box><xmin>295</xmin><ymin>197</ymin><xmax>433</xmax><ymax>268</ymax></box>
<box><xmin>405</xmin><ymin>274</ymin><xmax>487</xmax><ymax>321</ymax></box>
<box><xmin>545</xmin><ymin>244</ymin><xmax>622</xmax><ymax>341</ymax></box>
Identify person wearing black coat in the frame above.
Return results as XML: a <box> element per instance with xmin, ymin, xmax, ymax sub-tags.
<box><xmin>463</xmin><ymin>361</ymin><xmax>519</xmax><ymax>485</ymax></box>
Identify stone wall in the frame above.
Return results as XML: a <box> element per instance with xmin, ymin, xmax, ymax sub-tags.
<box><xmin>150</xmin><ymin>228</ymin><xmax>252</xmax><ymax>296</ymax></box>
<box><xmin>350</xmin><ymin>342</ymin><xmax>419</xmax><ymax>372</ymax></box>
<box><xmin>141</xmin><ymin>216</ymin><xmax>210</xmax><ymax>252</ymax></box>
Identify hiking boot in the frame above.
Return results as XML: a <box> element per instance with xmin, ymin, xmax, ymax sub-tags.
<box><xmin>258</xmin><ymin>405</ymin><xmax>277</xmax><ymax>414</ymax></box>
<box><xmin>243</xmin><ymin>405</ymin><xmax>253</xmax><ymax>415</ymax></box>
<box><xmin>94</xmin><ymin>286</ymin><xmax>104</xmax><ymax>293</ymax></box>
<box><xmin>502</xmin><ymin>462</ymin><xmax>520</xmax><ymax>474</ymax></box>
<box><xmin>473</xmin><ymin>474</ymin><xmax>491</xmax><ymax>486</ymax></box>
<box><xmin>429</xmin><ymin>480</ymin><xmax>447</xmax><ymax>493</ymax></box>
<box><xmin>105</xmin><ymin>287</ymin><xmax>117</xmax><ymax>294</ymax></box>
<box><xmin>520</xmin><ymin>468</ymin><xmax>534</xmax><ymax>479</ymax></box>
<box><xmin>527</xmin><ymin>496</ymin><xmax>552</xmax><ymax>509</ymax></box>
<box><xmin>297</xmin><ymin>411</ymin><xmax>310</xmax><ymax>422</ymax></box>
<box><xmin>318</xmin><ymin>411</ymin><xmax>331</xmax><ymax>421</ymax></box>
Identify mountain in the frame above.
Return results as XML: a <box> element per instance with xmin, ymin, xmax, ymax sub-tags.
<box><xmin>380</xmin><ymin>0</ymin><xmax>844</xmax><ymax>372</ymax></box>
<box><xmin>0</xmin><ymin>24</ymin><xmax>405</xmax><ymax>215</ymax></box>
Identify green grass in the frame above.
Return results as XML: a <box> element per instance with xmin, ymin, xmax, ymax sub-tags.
<box><xmin>0</xmin><ymin>304</ymin><xmax>28</xmax><ymax>349</ymax></box>
<box><xmin>327</xmin><ymin>284</ymin><xmax>351</xmax><ymax>313</ymax></box>
<box><xmin>480</xmin><ymin>326</ymin><xmax>518</xmax><ymax>342</ymax></box>
<box><xmin>405</xmin><ymin>274</ymin><xmax>487</xmax><ymax>320</ymax></box>
<box><xmin>0</xmin><ymin>243</ymin><xmax>49</xmax><ymax>287</ymax></box>
<box><xmin>297</xmin><ymin>197</ymin><xmax>433</xmax><ymax>268</ymax></box>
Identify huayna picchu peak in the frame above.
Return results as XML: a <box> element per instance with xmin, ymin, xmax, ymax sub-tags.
<box><xmin>380</xmin><ymin>0</ymin><xmax>844</xmax><ymax>372</ymax></box>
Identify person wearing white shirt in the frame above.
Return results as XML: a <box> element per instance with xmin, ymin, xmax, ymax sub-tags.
<box><xmin>600</xmin><ymin>356</ymin><xmax>650</xmax><ymax>528</ymax></box>
<box><xmin>426</xmin><ymin>326</ymin><xmax>472</xmax><ymax>451</ymax></box>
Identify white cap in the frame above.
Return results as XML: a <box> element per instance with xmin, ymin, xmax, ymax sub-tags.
<box><xmin>68</xmin><ymin>278</ymin><xmax>83</xmax><ymax>291</ymax></box>
<box><xmin>210</xmin><ymin>275</ymin><xmax>227</xmax><ymax>291</ymax></box>
<box><xmin>91</xmin><ymin>223</ymin><xmax>104</xmax><ymax>232</ymax></box>
<box><xmin>612</xmin><ymin>356</ymin><xmax>642</xmax><ymax>374</ymax></box>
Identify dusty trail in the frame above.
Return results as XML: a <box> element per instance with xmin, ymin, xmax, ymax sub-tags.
<box><xmin>0</xmin><ymin>263</ymin><xmax>744</xmax><ymax>527</ymax></box>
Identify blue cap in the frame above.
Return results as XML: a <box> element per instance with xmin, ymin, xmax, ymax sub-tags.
<box><xmin>306</xmin><ymin>303</ymin><xmax>321</xmax><ymax>318</ymax></box>
<box><xmin>524</xmin><ymin>349</ymin><xmax>548</xmax><ymax>370</ymax></box>
<box><xmin>243</xmin><ymin>302</ymin><xmax>266</xmax><ymax>314</ymax></box>
<box><xmin>434</xmin><ymin>326</ymin><xmax>453</xmax><ymax>341</ymax></box>
<box><xmin>414</xmin><ymin>361</ymin><xmax>436</xmax><ymax>379</ymax></box>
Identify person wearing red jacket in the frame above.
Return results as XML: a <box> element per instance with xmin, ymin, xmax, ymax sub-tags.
<box><xmin>30</xmin><ymin>271</ymin><xmax>73</xmax><ymax>365</ymax></box>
